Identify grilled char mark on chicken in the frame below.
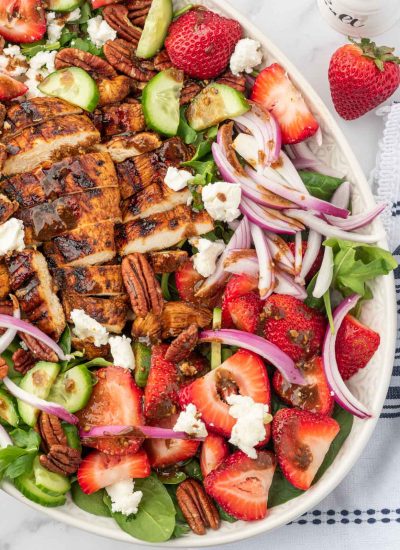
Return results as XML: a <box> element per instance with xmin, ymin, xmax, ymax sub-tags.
<box><xmin>42</xmin><ymin>221</ymin><xmax>117</xmax><ymax>268</ymax></box>
<box><xmin>116</xmin><ymin>137</ymin><xmax>194</xmax><ymax>200</ymax></box>
<box><xmin>2</xmin><ymin>152</ymin><xmax>118</xmax><ymax>209</ymax></box>
<box><xmin>53</xmin><ymin>265</ymin><xmax>124</xmax><ymax>296</ymax></box>
<box><xmin>18</xmin><ymin>187</ymin><xmax>121</xmax><ymax>245</ymax></box>
<box><xmin>91</xmin><ymin>102</ymin><xmax>145</xmax><ymax>138</ymax></box>
<box><xmin>122</xmin><ymin>182</ymin><xmax>190</xmax><ymax>222</ymax></box>
<box><xmin>116</xmin><ymin>205</ymin><xmax>214</xmax><ymax>255</ymax></box>
<box><xmin>6</xmin><ymin>249</ymin><xmax>66</xmax><ymax>341</ymax></box>
<box><xmin>96</xmin><ymin>132</ymin><xmax>162</xmax><ymax>163</ymax></box>
<box><xmin>62</xmin><ymin>292</ymin><xmax>129</xmax><ymax>333</ymax></box>
<box><xmin>2</xmin><ymin>115</ymin><xmax>100</xmax><ymax>176</ymax></box>
<box><xmin>3</xmin><ymin>98</ymin><xmax>83</xmax><ymax>137</ymax></box>
<box><xmin>0</xmin><ymin>193</ymin><xmax>18</xmax><ymax>223</ymax></box>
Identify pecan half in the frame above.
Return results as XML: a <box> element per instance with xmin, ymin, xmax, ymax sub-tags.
<box><xmin>148</xmin><ymin>250</ymin><xmax>188</xmax><ymax>273</ymax></box>
<box><xmin>153</xmin><ymin>49</ymin><xmax>173</xmax><ymax>71</ymax></box>
<box><xmin>122</xmin><ymin>253</ymin><xmax>163</xmax><ymax>317</ymax></box>
<box><xmin>216</xmin><ymin>70</ymin><xmax>246</xmax><ymax>93</ymax></box>
<box><xmin>55</xmin><ymin>48</ymin><xmax>117</xmax><ymax>78</ymax></box>
<box><xmin>126</xmin><ymin>0</ymin><xmax>152</xmax><ymax>26</ymax></box>
<box><xmin>165</xmin><ymin>324</ymin><xmax>198</xmax><ymax>363</ymax></box>
<box><xmin>0</xmin><ymin>299</ymin><xmax>13</xmax><ymax>316</ymax></box>
<box><xmin>0</xmin><ymin>358</ymin><xmax>8</xmax><ymax>380</ymax></box>
<box><xmin>161</xmin><ymin>302</ymin><xmax>212</xmax><ymax>339</ymax></box>
<box><xmin>103</xmin><ymin>5</ymin><xmax>142</xmax><ymax>45</ymax></box>
<box><xmin>12</xmin><ymin>349</ymin><xmax>35</xmax><ymax>374</ymax></box>
<box><xmin>131</xmin><ymin>312</ymin><xmax>161</xmax><ymax>343</ymax></box>
<box><xmin>176</xmin><ymin>479</ymin><xmax>220</xmax><ymax>535</ymax></box>
<box><xmin>19</xmin><ymin>333</ymin><xmax>58</xmax><ymax>363</ymax></box>
<box><xmin>104</xmin><ymin>39</ymin><xmax>156</xmax><ymax>81</ymax></box>
<box><xmin>38</xmin><ymin>412</ymin><xmax>67</xmax><ymax>453</ymax></box>
<box><xmin>97</xmin><ymin>75</ymin><xmax>132</xmax><ymax>106</ymax></box>
<box><xmin>40</xmin><ymin>444</ymin><xmax>81</xmax><ymax>475</ymax></box>
<box><xmin>181</xmin><ymin>80</ymin><xmax>203</xmax><ymax>105</ymax></box>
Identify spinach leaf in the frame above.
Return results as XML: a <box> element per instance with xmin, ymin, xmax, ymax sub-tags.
<box><xmin>216</xmin><ymin>503</ymin><xmax>237</xmax><ymax>523</ymax></box>
<box><xmin>0</xmin><ymin>428</ymin><xmax>40</xmax><ymax>481</ymax></box>
<box><xmin>177</xmin><ymin>108</ymin><xmax>198</xmax><ymax>144</ymax></box>
<box><xmin>10</xmin><ymin>428</ymin><xmax>40</xmax><ymax>450</ymax></box>
<box><xmin>157</xmin><ymin>470</ymin><xmax>187</xmax><ymax>485</ymax></box>
<box><xmin>172</xmin><ymin>522</ymin><xmax>191</xmax><ymax>538</ymax></box>
<box><xmin>183</xmin><ymin>459</ymin><xmax>203</xmax><ymax>481</ymax></box>
<box><xmin>81</xmin><ymin>357</ymin><xmax>112</xmax><ymax>369</ymax></box>
<box><xmin>298</xmin><ymin>171</ymin><xmax>343</xmax><ymax>201</ymax></box>
<box><xmin>104</xmin><ymin>476</ymin><xmax>176</xmax><ymax>542</ymax></box>
<box><xmin>59</xmin><ymin>326</ymin><xmax>72</xmax><ymax>356</ymax></box>
<box><xmin>71</xmin><ymin>483</ymin><xmax>111</xmax><ymax>517</ymax></box>
<box><xmin>70</xmin><ymin>37</ymin><xmax>103</xmax><ymax>57</ymax></box>
<box><xmin>268</xmin><ymin>467</ymin><xmax>304</xmax><ymax>508</ymax></box>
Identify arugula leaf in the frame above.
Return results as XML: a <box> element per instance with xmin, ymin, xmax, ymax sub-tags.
<box><xmin>77</xmin><ymin>2</ymin><xmax>93</xmax><ymax>24</ymax></box>
<box><xmin>323</xmin><ymin>290</ymin><xmax>335</xmax><ymax>333</ymax></box>
<box><xmin>70</xmin><ymin>37</ymin><xmax>103</xmax><ymax>57</ymax></box>
<box><xmin>21</xmin><ymin>41</ymin><xmax>60</xmax><ymax>58</ymax></box>
<box><xmin>298</xmin><ymin>171</ymin><xmax>344</xmax><ymax>201</ymax></box>
<box><xmin>304</xmin><ymin>273</ymin><xmax>324</xmax><ymax>311</ymax></box>
<box><xmin>60</xmin><ymin>27</ymin><xmax>78</xmax><ymax>48</ymax></box>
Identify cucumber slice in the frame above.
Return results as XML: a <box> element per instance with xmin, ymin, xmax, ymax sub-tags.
<box><xmin>211</xmin><ymin>307</ymin><xmax>222</xmax><ymax>370</ymax></box>
<box><xmin>136</xmin><ymin>0</ymin><xmax>173</xmax><ymax>59</ymax></box>
<box><xmin>133</xmin><ymin>343</ymin><xmax>151</xmax><ymax>388</ymax></box>
<box><xmin>47</xmin><ymin>364</ymin><xmax>92</xmax><ymax>413</ymax></box>
<box><xmin>62</xmin><ymin>423</ymin><xmax>82</xmax><ymax>451</ymax></box>
<box><xmin>38</xmin><ymin>67</ymin><xmax>99</xmax><ymax>112</ymax></box>
<box><xmin>142</xmin><ymin>68</ymin><xmax>184</xmax><ymax>136</ymax></box>
<box><xmin>17</xmin><ymin>362</ymin><xmax>60</xmax><ymax>427</ymax></box>
<box><xmin>14</xmin><ymin>473</ymin><xmax>66</xmax><ymax>507</ymax></box>
<box><xmin>0</xmin><ymin>388</ymin><xmax>19</xmax><ymax>427</ymax></box>
<box><xmin>33</xmin><ymin>456</ymin><xmax>71</xmax><ymax>496</ymax></box>
<box><xmin>71</xmin><ymin>482</ymin><xmax>111</xmax><ymax>517</ymax></box>
<box><xmin>47</xmin><ymin>0</ymin><xmax>82</xmax><ymax>12</ymax></box>
<box><xmin>186</xmin><ymin>83</ymin><xmax>250</xmax><ymax>131</ymax></box>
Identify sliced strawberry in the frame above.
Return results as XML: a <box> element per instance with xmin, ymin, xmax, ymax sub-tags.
<box><xmin>144</xmin><ymin>415</ymin><xmax>200</xmax><ymax>468</ymax></box>
<box><xmin>144</xmin><ymin>345</ymin><xmax>181</xmax><ymax>421</ymax></box>
<box><xmin>0</xmin><ymin>0</ymin><xmax>46</xmax><ymax>43</ymax></box>
<box><xmin>273</xmin><ymin>356</ymin><xmax>334</xmax><ymax>416</ymax></box>
<box><xmin>179</xmin><ymin>349</ymin><xmax>271</xmax><ymax>440</ymax></box>
<box><xmin>0</xmin><ymin>74</ymin><xmax>28</xmax><ymax>101</ymax></box>
<box><xmin>77</xmin><ymin>449</ymin><xmax>150</xmax><ymax>495</ymax></box>
<box><xmin>264</xmin><ymin>294</ymin><xmax>326</xmax><ymax>362</ymax></box>
<box><xmin>91</xmin><ymin>0</ymin><xmax>119</xmax><ymax>7</ymax></box>
<box><xmin>228</xmin><ymin>293</ymin><xmax>264</xmax><ymax>333</ymax></box>
<box><xmin>272</xmin><ymin>408</ymin><xmax>340</xmax><ymax>490</ymax></box>
<box><xmin>336</xmin><ymin>314</ymin><xmax>380</xmax><ymax>380</ymax></box>
<box><xmin>200</xmin><ymin>434</ymin><xmax>229</xmax><ymax>477</ymax></box>
<box><xmin>288</xmin><ymin>240</ymin><xmax>324</xmax><ymax>282</ymax></box>
<box><xmin>76</xmin><ymin>366</ymin><xmax>144</xmax><ymax>456</ymax></box>
<box><xmin>221</xmin><ymin>274</ymin><xmax>258</xmax><ymax>328</ymax></box>
<box><xmin>204</xmin><ymin>450</ymin><xmax>276</xmax><ymax>520</ymax></box>
<box><xmin>175</xmin><ymin>259</ymin><xmax>220</xmax><ymax>308</ymax></box>
<box><xmin>251</xmin><ymin>63</ymin><xmax>319</xmax><ymax>144</ymax></box>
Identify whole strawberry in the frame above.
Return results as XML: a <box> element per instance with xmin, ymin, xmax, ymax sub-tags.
<box><xmin>165</xmin><ymin>8</ymin><xmax>242</xmax><ymax>80</ymax></box>
<box><xmin>329</xmin><ymin>38</ymin><xmax>400</xmax><ymax>120</ymax></box>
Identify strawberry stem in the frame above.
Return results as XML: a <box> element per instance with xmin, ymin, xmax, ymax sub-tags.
<box><xmin>348</xmin><ymin>37</ymin><xmax>400</xmax><ymax>71</ymax></box>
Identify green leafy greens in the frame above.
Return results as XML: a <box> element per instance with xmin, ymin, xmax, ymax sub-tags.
<box><xmin>298</xmin><ymin>171</ymin><xmax>344</xmax><ymax>201</ymax></box>
<box><xmin>0</xmin><ymin>428</ymin><xmax>40</xmax><ymax>481</ymax></box>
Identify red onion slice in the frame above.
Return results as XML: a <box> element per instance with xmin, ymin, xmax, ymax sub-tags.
<box><xmin>223</xmin><ymin>249</ymin><xmax>259</xmax><ymax>277</ymax></box>
<box><xmin>294</xmin><ymin>231</ymin><xmax>303</xmax><ymax>280</ymax></box>
<box><xmin>3</xmin><ymin>376</ymin><xmax>79</xmax><ymax>424</ymax></box>
<box><xmin>240</xmin><ymin>197</ymin><xmax>301</xmax><ymax>234</ymax></box>
<box><xmin>79</xmin><ymin>425</ymin><xmax>206</xmax><ymax>442</ymax></box>
<box><xmin>250</xmin><ymin>223</ymin><xmax>275</xmax><ymax>299</ymax></box>
<box><xmin>199</xmin><ymin>329</ymin><xmax>306</xmax><ymax>385</ymax></box>
<box><xmin>331</xmin><ymin>181</ymin><xmax>351</xmax><ymax>209</ymax></box>
<box><xmin>312</xmin><ymin>246</ymin><xmax>334</xmax><ymax>299</ymax></box>
<box><xmin>0</xmin><ymin>296</ymin><xmax>20</xmax><ymax>354</ymax></box>
<box><xmin>288</xmin><ymin>142</ymin><xmax>345</xmax><ymax>178</ymax></box>
<box><xmin>275</xmin><ymin>151</ymin><xmax>309</xmax><ymax>194</ymax></box>
<box><xmin>325</xmin><ymin>203</ymin><xmax>387</xmax><ymax>231</ymax></box>
<box><xmin>0</xmin><ymin>424</ymin><xmax>12</xmax><ymax>447</ymax></box>
<box><xmin>275</xmin><ymin>270</ymin><xmax>307</xmax><ymax>300</ymax></box>
<box><xmin>264</xmin><ymin>232</ymin><xmax>295</xmax><ymax>275</ymax></box>
<box><xmin>299</xmin><ymin>229</ymin><xmax>322</xmax><ymax>282</ymax></box>
<box><xmin>322</xmin><ymin>294</ymin><xmax>372</xmax><ymax>419</ymax></box>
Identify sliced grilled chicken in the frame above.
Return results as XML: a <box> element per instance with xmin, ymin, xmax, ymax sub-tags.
<box><xmin>19</xmin><ymin>187</ymin><xmax>121</xmax><ymax>244</ymax></box>
<box><xmin>96</xmin><ymin>132</ymin><xmax>161</xmax><ymax>163</ymax></box>
<box><xmin>6</xmin><ymin>249</ymin><xmax>66</xmax><ymax>340</ymax></box>
<box><xmin>97</xmin><ymin>75</ymin><xmax>131</xmax><ymax>106</ymax></box>
<box><xmin>115</xmin><ymin>205</ymin><xmax>214</xmax><ymax>255</ymax></box>
<box><xmin>0</xmin><ymin>193</ymin><xmax>18</xmax><ymax>223</ymax></box>
<box><xmin>122</xmin><ymin>182</ymin><xmax>190</xmax><ymax>222</ymax></box>
<box><xmin>2</xmin><ymin>152</ymin><xmax>117</xmax><ymax>208</ymax></box>
<box><xmin>148</xmin><ymin>250</ymin><xmax>189</xmax><ymax>273</ymax></box>
<box><xmin>71</xmin><ymin>336</ymin><xmax>110</xmax><ymax>359</ymax></box>
<box><xmin>116</xmin><ymin>137</ymin><xmax>194</xmax><ymax>200</ymax></box>
<box><xmin>53</xmin><ymin>265</ymin><xmax>124</xmax><ymax>296</ymax></box>
<box><xmin>3</xmin><ymin>97</ymin><xmax>82</xmax><ymax>137</ymax></box>
<box><xmin>62</xmin><ymin>292</ymin><xmax>128</xmax><ymax>333</ymax></box>
<box><xmin>43</xmin><ymin>221</ymin><xmax>116</xmax><ymax>267</ymax></box>
<box><xmin>2</xmin><ymin>115</ymin><xmax>100</xmax><ymax>176</ymax></box>
<box><xmin>91</xmin><ymin>102</ymin><xmax>145</xmax><ymax>138</ymax></box>
<box><xmin>0</xmin><ymin>262</ymin><xmax>10</xmax><ymax>300</ymax></box>
<box><xmin>0</xmin><ymin>143</ymin><xmax>6</xmax><ymax>176</ymax></box>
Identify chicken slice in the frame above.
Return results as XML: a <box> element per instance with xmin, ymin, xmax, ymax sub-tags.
<box><xmin>2</xmin><ymin>115</ymin><xmax>100</xmax><ymax>176</ymax></box>
<box><xmin>91</xmin><ymin>102</ymin><xmax>145</xmax><ymax>138</ymax></box>
<box><xmin>95</xmin><ymin>132</ymin><xmax>162</xmax><ymax>163</ymax></box>
<box><xmin>0</xmin><ymin>262</ymin><xmax>10</xmax><ymax>300</ymax></box>
<box><xmin>122</xmin><ymin>182</ymin><xmax>190</xmax><ymax>222</ymax></box>
<box><xmin>53</xmin><ymin>265</ymin><xmax>124</xmax><ymax>296</ymax></box>
<box><xmin>6</xmin><ymin>249</ymin><xmax>66</xmax><ymax>340</ymax></box>
<box><xmin>62</xmin><ymin>292</ymin><xmax>128</xmax><ymax>333</ymax></box>
<box><xmin>0</xmin><ymin>193</ymin><xmax>18</xmax><ymax>223</ymax></box>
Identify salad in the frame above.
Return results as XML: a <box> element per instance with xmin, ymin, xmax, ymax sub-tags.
<box><xmin>0</xmin><ymin>0</ymin><xmax>397</xmax><ymax>543</ymax></box>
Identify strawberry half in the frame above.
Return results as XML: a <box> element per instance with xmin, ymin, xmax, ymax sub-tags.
<box><xmin>200</xmin><ymin>434</ymin><xmax>229</xmax><ymax>478</ymax></box>
<box><xmin>76</xmin><ymin>366</ymin><xmax>144</xmax><ymax>456</ymax></box>
<box><xmin>165</xmin><ymin>8</ymin><xmax>242</xmax><ymax>80</ymax></box>
<box><xmin>204</xmin><ymin>450</ymin><xmax>276</xmax><ymax>521</ymax></box>
<box><xmin>251</xmin><ymin>63</ymin><xmax>319</xmax><ymax>144</ymax></box>
<box><xmin>91</xmin><ymin>0</ymin><xmax>119</xmax><ymax>7</ymax></box>
<box><xmin>0</xmin><ymin>0</ymin><xmax>46</xmax><ymax>43</ymax></box>
<box><xmin>179</xmin><ymin>349</ymin><xmax>271</xmax><ymax>440</ymax></box>
<box><xmin>77</xmin><ymin>449</ymin><xmax>150</xmax><ymax>495</ymax></box>
<box><xmin>144</xmin><ymin>344</ymin><xmax>181</xmax><ymax>420</ymax></box>
<box><xmin>272</xmin><ymin>408</ymin><xmax>340</xmax><ymax>490</ymax></box>
<box><xmin>263</xmin><ymin>294</ymin><xmax>326</xmax><ymax>362</ymax></box>
<box><xmin>144</xmin><ymin>415</ymin><xmax>200</xmax><ymax>468</ymax></box>
<box><xmin>273</xmin><ymin>356</ymin><xmax>334</xmax><ymax>416</ymax></box>
<box><xmin>175</xmin><ymin>259</ymin><xmax>220</xmax><ymax>308</ymax></box>
<box><xmin>221</xmin><ymin>274</ymin><xmax>258</xmax><ymax>328</ymax></box>
<box><xmin>336</xmin><ymin>314</ymin><xmax>380</xmax><ymax>380</ymax></box>
<box><xmin>0</xmin><ymin>74</ymin><xmax>28</xmax><ymax>101</ymax></box>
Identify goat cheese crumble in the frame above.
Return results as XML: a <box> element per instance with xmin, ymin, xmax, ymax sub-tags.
<box><xmin>67</xmin><ymin>8</ymin><xmax>81</xmax><ymax>21</ymax></box>
<box><xmin>70</xmin><ymin>309</ymin><xmax>109</xmax><ymax>347</ymax></box>
<box><xmin>25</xmin><ymin>50</ymin><xmax>57</xmax><ymax>98</ymax></box>
<box><xmin>106</xmin><ymin>479</ymin><xmax>143</xmax><ymax>516</ymax></box>
<box><xmin>0</xmin><ymin>218</ymin><xmax>25</xmax><ymax>256</ymax></box>
<box><xmin>202</xmin><ymin>182</ymin><xmax>241</xmax><ymax>223</ymax></box>
<box><xmin>230</xmin><ymin>38</ymin><xmax>263</xmax><ymax>76</ymax></box>
<box><xmin>0</xmin><ymin>45</ymin><xmax>28</xmax><ymax>77</ymax></box>
<box><xmin>109</xmin><ymin>335</ymin><xmax>135</xmax><ymax>371</ymax></box>
<box><xmin>46</xmin><ymin>12</ymin><xmax>64</xmax><ymax>43</ymax></box>
<box><xmin>87</xmin><ymin>15</ymin><xmax>117</xmax><ymax>48</ymax></box>
<box><xmin>164</xmin><ymin>167</ymin><xmax>193</xmax><ymax>191</ymax></box>
<box><xmin>227</xmin><ymin>394</ymin><xmax>272</xmax><ymax>459</ymax></box>
<box><xmin>173</xmin><ymin>404</ymin><xmax>208</xmax><ymax>438</ymax></box>
<box><xmin>190</xmin><ymin>237</ymin><xmax>225</xmax><ymax>278</ymax></box>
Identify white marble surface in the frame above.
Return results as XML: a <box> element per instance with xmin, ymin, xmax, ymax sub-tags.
<box><xmin>1</xmin><ymin>1</ymin><xmax>400</xmax><ymax>549</ymax></box>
